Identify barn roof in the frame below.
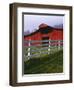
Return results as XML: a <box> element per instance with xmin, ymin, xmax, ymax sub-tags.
<box><xmin>24</xmin><ymin>26</ymin><xmax>53</xmax><ymax>37</ymax></box>
<box><xmin>39</xmin><ymin>23</ymin><xmax>49</xmax><ymax>29</ymax></box>
<box><xmin>24</xmin><ymin>24</ymin><xmax>63</xmax><ymax>37</ymax></box>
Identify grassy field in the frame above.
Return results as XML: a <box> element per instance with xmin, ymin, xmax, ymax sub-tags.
<box><xmin>24</xmin><ymin>49</ymin><xmax>63</xmax><ymax>74</ymax></box>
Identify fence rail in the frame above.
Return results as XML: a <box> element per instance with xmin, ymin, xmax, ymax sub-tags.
<box><xmin>24</xmin><ymin>40</ymin><xmax>63</xmax><ymax>61</ymax></box>
<box><xmin>24</xmin><ymin>40</ymin><xmax>63</xmax><ymax>46</ymax></box>
<box><xmin>24</xmin><ymin>40</ymin><xmax>63</xmax><ymax>42</ymax></box>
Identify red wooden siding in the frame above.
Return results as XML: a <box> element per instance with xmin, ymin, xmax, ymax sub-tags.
<box><xmin>24</xmin><ymin>24</ymin><xmax>63</xmax><ymax>46</ymax></box>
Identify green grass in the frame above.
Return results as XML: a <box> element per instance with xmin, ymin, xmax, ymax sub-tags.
<box><xmin>24</xmin><ymin>49</ymin><xmax>63</xmax><ymax>74</ymax></box>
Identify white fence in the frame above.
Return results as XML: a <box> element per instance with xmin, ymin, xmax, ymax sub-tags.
<box><xmin>24</xmin><ymin>40</ymin><xmax>63</xmax><ymax>61</ymax></box>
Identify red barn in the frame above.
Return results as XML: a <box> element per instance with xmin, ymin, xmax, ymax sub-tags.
<box><xmin>24</xmin><ymin>23</ymin><xmax>63</xmax><ymax>46</ymax></box>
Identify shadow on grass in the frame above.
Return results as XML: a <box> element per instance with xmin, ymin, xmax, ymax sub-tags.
<box><xmin>24</xmin><ymin>50</ymin><xmax>63</xmax><ymax>74</ymax></box>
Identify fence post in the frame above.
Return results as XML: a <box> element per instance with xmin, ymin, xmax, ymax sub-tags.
<box><xmin>58</xmin><ymin>40</ymin><xmax>60</xmax><ymax>50</ymax></box>
<box><xmin>48</xmin><ymin>39</ymin><xmax>50</xmax><ymax>54</ymax></box>
<box><xmin>28</xmin><ymin>39</ymin><xmax>31</xmax><ymax>59</ymax></box>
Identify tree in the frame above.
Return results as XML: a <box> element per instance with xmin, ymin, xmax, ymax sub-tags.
<box><xmin>24</xmin><ymin>30</ymin><xmax>30</xmax><ymax>35</ymax></box>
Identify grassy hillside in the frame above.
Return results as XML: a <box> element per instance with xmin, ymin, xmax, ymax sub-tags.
<box><xmin>24</xmin><ymin>50</ymin><xmax>63</xmax><ymax>74</ymax></box>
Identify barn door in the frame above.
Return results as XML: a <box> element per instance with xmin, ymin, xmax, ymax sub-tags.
<box><xmin>42</xmin><ymin>37</ymin><xmax>49</xmax><ymax>47</ymax></box>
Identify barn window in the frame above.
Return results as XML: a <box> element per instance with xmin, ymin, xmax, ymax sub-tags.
<box><xmin>40</xmin><ymin>26</ymin><xmax>53</xmax><ymax>34</ymax></box>
<box><xmin>41</xmin><ymin>29</ymin><xmax>49</xmax><ymax>34</ymax></box>
<box><xmin>42</xmin><ymin>37</ymin><xmax>49</xmax><ymax>47</ymax></box>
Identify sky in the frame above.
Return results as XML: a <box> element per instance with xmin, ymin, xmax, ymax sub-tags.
<box><xmin>24</xmin><ymin>14</ymin><xmax>64</xmax><ymax>34</ymax></box>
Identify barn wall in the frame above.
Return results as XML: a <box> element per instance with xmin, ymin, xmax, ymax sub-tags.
<box><xmin>24</xmin><ymin>29</ymin><xmax>63</xmax><ymax>41</ymax></box>
<box><xmin>24</xmin><ymin>28</ymin><xmax>63</xmax><ymax>47</ymax></box>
